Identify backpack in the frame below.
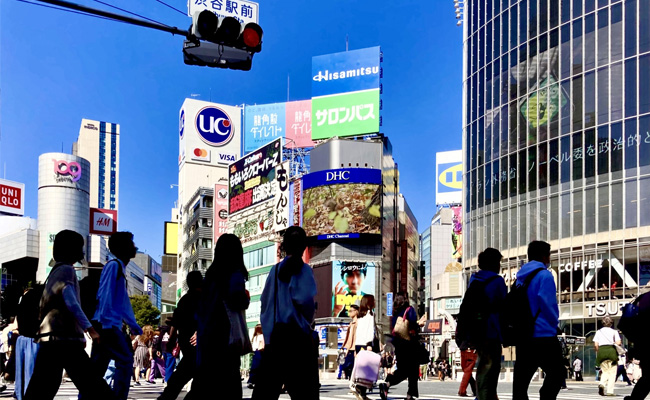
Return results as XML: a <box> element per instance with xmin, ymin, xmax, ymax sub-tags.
<box><xmin>455</xmin><ymin>275</ymin><xmax>499</xmax><ymax>350</ymax></box>
<box><xmin>16</xmin><ymin>284</ymin><xmax>45</xmax><ymax>339</ymax></box>
<box><xmin>501</xmin><ymin>268</ymin><xmax>544</xmax><ymax>347</ymax></box>
<box><xmin>618</xmin><ymin>291</ymin><xmax>650</xmax><ymax>344</ymax></box>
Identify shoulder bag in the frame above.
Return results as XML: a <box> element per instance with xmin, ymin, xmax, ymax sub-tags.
<box><xmin>224</xmin><ymin>279</ymin><xmax>252</xmax><ymax>356</ymax></box>
<box><xmin>392</xmin><ymin>307</ymin><xmax>413</xmax><ymax>341</ymax></box>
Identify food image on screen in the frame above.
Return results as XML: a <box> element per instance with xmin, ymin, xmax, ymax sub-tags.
<box><xmin>302</xmin><ymin>183</ymin><xmax>381</xmax><ymax>237</ymax></box>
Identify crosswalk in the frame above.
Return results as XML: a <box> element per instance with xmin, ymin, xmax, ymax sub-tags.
<box><xmin>0</xmin><ymin>381</ymin><xmax>167</xmax><ymax>399</ymax></box>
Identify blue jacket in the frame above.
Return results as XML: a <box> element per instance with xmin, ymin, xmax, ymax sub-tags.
<box><xmin>469</xmin><ymin>270</ymin><xmax>507</xmax><ymax>342</ymax></box>
<box><xmin>515</xmin><ymin>260</ymin><xmax>559</xmax><ymax>338</ymax></box>
<box><xmin>93</xmin><ymin>259</ymin><xmax>141</xmax><ymax>334</ymax></box>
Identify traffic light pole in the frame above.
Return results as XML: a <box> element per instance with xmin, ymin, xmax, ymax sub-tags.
<box><xmin>35</xmin><ymin>0</ymin><xmax>190</xmax><ymax>37</ymax></box>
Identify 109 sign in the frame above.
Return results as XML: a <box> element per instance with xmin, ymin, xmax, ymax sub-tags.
<box><xmin>195</xmin><ymin>106</ymin><xmax>235</xmax><ymax>147</ymax></box>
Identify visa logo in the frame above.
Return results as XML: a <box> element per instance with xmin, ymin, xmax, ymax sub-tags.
<box><xmin>439</xmin><ymin>163</ymin><xmax>463</xmax><ymax>190</ymax></box>
<box><xmin>218</xmin><ymin>153</ymin><xmax>236</xmax><ymax>164</ymax></box>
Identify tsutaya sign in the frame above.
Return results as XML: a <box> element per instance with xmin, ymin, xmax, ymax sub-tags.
<box><xmin>585</xmin><ymin>300</ymin><xmax>629</xmax><ymax>318</ymax></box>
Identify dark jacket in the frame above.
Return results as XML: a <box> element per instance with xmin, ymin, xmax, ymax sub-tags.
<box><xmin>468</xmin><ymin>270</ymin><xmax>508</xmax><ymax>342</ymax></box>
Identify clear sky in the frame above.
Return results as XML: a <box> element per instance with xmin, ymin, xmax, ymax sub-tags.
<box><xmin>0</xmin><ymin>0</ymin><xmax>463</xmax><ymax>261</ymax></box>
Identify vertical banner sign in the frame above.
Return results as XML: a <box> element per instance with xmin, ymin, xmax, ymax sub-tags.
<box><xmin>273</xmin><ymin>162</ymin><xmax>290</xmax><ymax>232</ymax></box>
<box><xmin>386</xmin><ymin>292</ymin><xmax>394</xmax><ymax>317</ymax></box>
<box><xmin>285</xmin><ymin>100</ymin><xmax>315</xmax><ymax>148</ymax></box>
<box><xmin>214</xmin><ymin>184</ymin><xmax>229</xmax><ymax>241</ymax></box>
<box><xmin>244</xmin><ymin>103</ymin><xmax>286</xmax><ymax>154</ymax></box>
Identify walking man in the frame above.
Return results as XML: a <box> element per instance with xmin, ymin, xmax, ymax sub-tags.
<box><xmin>512</xmin><ymin>241</ymin><xmax>564</xmax><ymax>400</ymax></box>
<box><xmin>86</xmin><ymin>231</ymin><xmax>142</xmax><ymax>400</ymax></box>
<box><xmin>23</xmin><ymin>230</ymin><xmax>115</xmax><ymax>400</ymax></box>
<box><xmin>573</xmin><ymin>356</ymin><xmax>583</xmax><ymax>381</ymax></box>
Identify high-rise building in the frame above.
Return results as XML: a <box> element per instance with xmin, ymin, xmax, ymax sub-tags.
<box><xmin>463</xmin><ymin>0</ymin><xmax>650</xmax><ymax>373</ymax></box>
<box><xmin>73</xmin><ymin>119</ymin><xmax>120</xmax><ymax>210</ymax></box>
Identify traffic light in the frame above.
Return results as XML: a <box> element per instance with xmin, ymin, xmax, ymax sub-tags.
<box><xmin>184</xmin><ymin>10</ymin><xmax>263</xmax><ymax>70</ymax></box>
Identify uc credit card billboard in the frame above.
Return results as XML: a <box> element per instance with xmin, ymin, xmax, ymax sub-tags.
<box><xmin>436</xmin><ymin>150</ymin><xmax>463</xmax><ymax>205</ymax></box>
<box><xmin>311</xmin><ymin>47</ymin><xmax>381</xmax><ymax>140</ymax></box>
<box><xmin>301</xmin><ymin>168</ymin><xmax>382</xmax><ymax>238</ymax></box>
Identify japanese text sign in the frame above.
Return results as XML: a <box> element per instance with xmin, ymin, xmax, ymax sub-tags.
<box><xmin>89</xmin><ymin>208</ymin><xmax>117</xmax><ymax>235</ymax></box>
<box><xmin>214</xmin><ymin>184</ymin><xmax>229</xmax><ymax>241</ymax></box>
<box><xmin>0</xmin><ymin>178</ymin><xmax>24</xmax><ymax>216</ymax></box>
<box><xmin>285</xmin><ymin>100</ymin><xmax>314</xmax><ymax>149</ymax></box>
<box><xmin>244</xmin><ymin>103</ymin><xmax>285</xmax><ymax>154</ymax></box>
<box><xmin>229</xmin><ymin>138</ymin><xmax>282</xmax><ymax>215</ymax></box>
<box><xmin>188</xmin><ymin>0</ymin><xmax>259</xmax><ymax>25</ymax></box>
<box><xmin>422</xmin><ymin>319</ymin><xmax>443</xmax><ymax>335</ymax></box>
<box><xmin>311</xmin><ymin>90</ymin><xmax>380</xmax><ymax>140</ymax></box>
<box><xmin>272</xmin><ymin>162</ymin><xmax>290</xmax><ymax>232</ymax></box>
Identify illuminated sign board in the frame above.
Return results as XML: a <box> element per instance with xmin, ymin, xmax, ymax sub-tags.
<box><xmin>435</xmin><ymin>150</ymin><xmax>462</xmax><ymax>205</ymax></box>
<box><xmin>0</xmin><ymin>178</ymin><xmax>25</xmax><ymax>216</ymax></box>
<box><xmin>89</xmin><ymin>208</ymin><xmax>117</xmax><ymax>235</ymax></box>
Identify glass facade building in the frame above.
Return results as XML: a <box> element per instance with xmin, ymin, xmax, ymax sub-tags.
<box><xmin>463</xmin><ymin>0</ymin><xmax>650</xmax><ymax>372</ymax></box>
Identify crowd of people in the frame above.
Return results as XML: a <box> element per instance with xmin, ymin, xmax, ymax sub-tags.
<box><xmin>0</xmin><ymin>230</ymin><xmax>648</xmax><ymax>400</ymax></box>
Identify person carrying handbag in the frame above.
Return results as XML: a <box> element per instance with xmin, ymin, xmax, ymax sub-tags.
<box><xmin>379</xmin><ymin>292</ymin><xmax>420</xmax><ymax>400</ymax></box>
<box><xmin>594</xmin><ymin>316</ymin><xmax>622</xmax><ymax>397</ymax></box>
<box><xmin>252</xmin><ymin>227</ymin><xmax>319</xmax><ymax>400</ymax></box>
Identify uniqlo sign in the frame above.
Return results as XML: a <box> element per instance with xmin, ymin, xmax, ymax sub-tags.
<box><xmin>0</xmin><ymin>178</ymin><xmax>25</xmax><ymax>216</ymax></box>
<box><xmin>90</xmin><ymin>208</ymin><xmax>118</xmax><ymax>235</ymax></box>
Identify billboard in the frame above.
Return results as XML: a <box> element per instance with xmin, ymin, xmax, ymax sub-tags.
<box><xmin>89</xmin><ymin>208</ymin><xmax>117</xmax><ymax>235</ymax></box>
<box><xmin>272</xmin><ymin>162</ymin><xmax>290</xmax><ymax>232</ymax></box>
<box><xmin>214</xmin><ymin>184</ymin><xmax>229</xmax><ymax>241</ymax></box>
<box><xmin>179</xmin><ymin>98</ymin><xmax>241</xmax><ymax>169</ymax></box>
<box><xmin>451</xmin><ymin>206</ymin><xmax>463</xmax><ymax>259</ymax></box>
<box><xmin>331</xmin><ymin>261</ymin><xmax>377</xmax><ymax>318</ymax></box>
<box><xmin>164</xmin><ymin>222</ymin><xmax>179</xmax><ymax>255</ymax></box>
<box><xmin>243</xmin><ymin>101</ymin><xmax>315</xmax><ymax>153</ymax></box>
<box><xmin>0</xmin><ymin>178</ymin><xmax>25</xmax><ymax>216</ymax></box>
<box><xmin>228</xmin><ymin>138</ymin><xmax>282</xmax><ymax>215</ymax></box>
<box><xmin>301</xmin><ymin>168</ymin><xmax>381</xmax><ymax>238</ymax></box>
<box><xmin>187</xmin><ymin>0</ymin><xmax>259</xmax><ymax>25</ymax></box>
<box><xmin>435</xmin><ymin>150</ymin><xmax>462</xmax><ymax>205</ymax></box>
<box><xmin>311</xmin><ymin>46</ymin><xmax>381</xmax><ymax>140</ymax></box>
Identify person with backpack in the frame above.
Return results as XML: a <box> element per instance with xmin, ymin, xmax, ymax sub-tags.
<box><xmin>379</xmin><ymin>292</ymin><xmax>420</xmax><ymax>400</ymax></box>
<box><xmin>23</xmin><ymin>230</ymin><xmax>115</xmax><ymax>400</ymax></box>
<box><xmin>252</xmin><ymin>226</ymin><xmax>318</xmax><ymax>400</ymax></box>
<box><xmin>85</xmin><ymin>231</ymin><xmax>143</xmax><ymax>400</ymax></box>
<box><xmin>457</xmin><ymin>248</ymin><xmax>507</xmax><ymax>400</ymax></box>
<box><xmin>13</xmin><ymin>283</ymin><xmax>43</xmax><ymax>400</ymax></box>
<box><xmin>510</xmin><ymin>241</ymin><xmax>564</xmax><ymax>400</ymax></box>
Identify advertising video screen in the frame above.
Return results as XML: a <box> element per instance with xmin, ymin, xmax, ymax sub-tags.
<box><xmin>331</xmin><ymin>261</ymin><xmax>376</xmax><ymax>318</ymax></box>
<box><xmin>301</xmin><ymin>169</ymin><xmax>382</xmax><ymax>239</ymax></box>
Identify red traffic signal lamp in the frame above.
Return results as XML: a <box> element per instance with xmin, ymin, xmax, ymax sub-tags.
<box><xmin>190</xmin><ymin>10</ymin><xmax>263</xmax><ymax>53</ymax></box>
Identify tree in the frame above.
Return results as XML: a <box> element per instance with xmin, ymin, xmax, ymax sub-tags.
<box><xmin>130</xmin><ymin>295</ymin><xmax>161</xmax><ymax>327</ymax></box>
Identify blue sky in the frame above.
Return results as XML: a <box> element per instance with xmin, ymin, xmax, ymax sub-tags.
<box><xmin>0</xmin><ymin>0</ymin><xmax>463</xmax><ymax>261</ymax></box>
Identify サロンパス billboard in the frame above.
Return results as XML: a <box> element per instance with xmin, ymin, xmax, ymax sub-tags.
<box><xmin>435</xmin><ymin>150</ymin><xmax>462</xmax><ymax>206</ymax></box>
<box><xmin>311</xmin><ymin>47</ymin><xmax>381</xmax><ymax>140</ymax></box>
<box><xmin>301</xmin><ymin>168</ymin><xmax>381</xmax><ymax>238</ymax></box>
<box><xmin>331</xmin><ymin>261</ymin><xmax>376</xmax><ymax>318</ymax></box>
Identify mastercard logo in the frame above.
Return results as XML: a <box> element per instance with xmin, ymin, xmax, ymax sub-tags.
<box><xmin>194</xmin><ymin>148</ymin><xmax>208</xmax><ymax>157</ymax></box>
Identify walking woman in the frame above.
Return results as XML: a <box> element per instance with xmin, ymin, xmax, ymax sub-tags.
<box><xmin>379</xmin><ymin>292</ymin><xmax>420</xmax><ymax>400</ymax></box>
<box><xmin>132</xmin><ymin>325</ymin><xmax>154</xmax><ymax>385</ymax></box>
<box><xmin>186</xmin><ymin>234</ymin><xmax>250</xmax><ymax>399</ymax></box>
<box><xmin>594</xmin><ymin>315</ymin><xmax>622</xmax><ymax>396</ymax></box>
<box><xmin>252</xmin><ymin>226</ymin><xmax>318</xmax><ymax>400</ymax></box>
<box><xmin>247</xmin><ymin>324</ymin><xmax>264</xmax><ymax>389</ymax></box>
<box><xmin>353</xmin><ymin>294</ymin><xmax>377</xmax><ymax>400</ymax></box>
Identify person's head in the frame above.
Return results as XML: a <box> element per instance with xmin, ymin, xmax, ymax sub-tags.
<box><xmin>359</xmin><ymin>294</ymin><xmax>375</xmax><ymax>317</ymax></box>
<box><xmin>393</xmin><ymin>292</ymin><xmax>409</xmax><ymax>311</ymax></box>
<box><xmin>206</xmin><ymin>234</ymin><xmax>248</xmax><ymax>283</ymax></box>
<box><xmin>165</xmin><ymin>317</ymin><xmax>173</xmax><ymax>326</ymax></box>
<box><xmin>140</xmin><ymin>325</ymin><xmax>154</xmax><ymax>343</ymax></box>
<box><xmin>341</xmin><ymin>262</ymin><xmax>367</xmax><ymax>294</ymax></box>
<box><xmin>478</xmin><ymin>248</ymin><xmax>502</xmax><ymax>273</ymax></box>
<box><xmin>348</xmin><ymin>304</ymin><xmax>359</xmax><ymax>319</ymax></box>
<box><xmin>186</xmin><ymin>270</ymin><xmax>204</xmax><ymax>291</ymax></box>
<box><xmin>253</xmin><ymin>324</ymin><xmax>263</xmax><ymax>337</ymax></box>
<box><xmin>602</xmin><ymin>315</ymin><xmax>614</xmax><ymax>328</ymax></box>
<box><xmin>528</xmin><ymin>241</ymin><xmax>551</xmax><ymax>264</ymax></box>
<box><xmin>109</xmin><ymin>231</ymin><xmax>137</xmax><ymax>262</ymax></box>
<box><xmin>53</xmin><ymin>230</ymin><xmax>85</xmax><ymax>265</ymax></box>
<box><xmin>281</xmin><ymin>226</ymin><xmax>307</xmax><ymax>258</ymax></box>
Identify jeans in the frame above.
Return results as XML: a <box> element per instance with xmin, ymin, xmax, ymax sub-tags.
<box><xmin>24</xmin><ymin>341</ymin><xmax>115</xmax><ymax>400</ymax></box>
<box><xmin>574</xmin><ymin>370</ymin><xmax>583</xmax><ymax>381</ymax></box>
<box><xmin>459</xmin><ymin>350</ymin><xmax>478</xmax><ymax>396</ymax></box>
<box><xmin>616</xmin><ymin>364</ymin><xmax>632</xmax><ymax>384</ymax></box>
<box><xmin>158</xmin><ymin>346</ymin><xmax>196</xmax><ymax>400</ymax></box>
<box><xmin>476</xmin><ymin>342</ymin><xmax>501</xmax><ymax>400</ymax></box>
<box><xmin>84</xmin><ymin>326</ymin><xmax>134</xmax><ymax>400</ymax></box>
<box><xmin>513</xmin><ymin>337</ymin><xmax>564</xmax><ymax>400</ymax></box>
<box><xmin>14</xmin><ymin>336</ymin><xmax>39</xmax><ymax>400</ymax></box>
<box><xmin>104</xmin><ymin>360</ymin><xmax>116</xmax><ymax>386</ymax></box>
<box><xmin>249</xmin><ymin>350</ymin><xmax>263</xmax><ymax>384</ymax></box>
<box><xmin>163</xmin><ymin>352</ymin><xmax>175</xmax><ymax>383</ymax></box>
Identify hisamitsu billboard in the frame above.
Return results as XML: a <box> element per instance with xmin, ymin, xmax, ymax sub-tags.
<box><xmin>312</xmin><ymin>46</ymin><xmax>381</xmax><ymax>98</ymax></box>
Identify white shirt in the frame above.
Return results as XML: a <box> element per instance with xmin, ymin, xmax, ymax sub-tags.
<box><xmin>594</xmin><ymin>327</ymin><xmax>621</xmax><ymax>345</ymax></box>
<box><xmin>355</xmin><ymin>313</ymin><xmax>375</xmax><ymax>346</ymax></box>
<box><xmin>252</xmin><ymin>334</ymin><xmax>264</xmax><ymax>351</ymax></box>
<box><xmin>573</xmin><ymin>358</ymin><xmax>582</xmax><ymax>371</ymax></box>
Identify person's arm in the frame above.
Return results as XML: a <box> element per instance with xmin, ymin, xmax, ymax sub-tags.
<box><xmin>95</xmin><ymin>261</ymin><xmax>118</xmax><ymax>328</ymax></box>
<box><xmin>62</xmin><ymin>285</ymin><xmax>99</xmax><ymax>341</ymax></box>
<box><xmin>536</xmin><ymin>271</ymin><xmax>560</xmax><ymax>322</ymax></box>
<box><xmin>119</xmin><ymin>264</ymin><xmax>142</xmax><ymax>335</ymax></box>
<box><xmin>615</xmin><ymin>331</ymin><xmax>622</xmax><ymax>346</ymax></box>
<box><xmin>225</xmin><ymin>272</ymin><xmax>250</xmax><ymax>311</ymax></box>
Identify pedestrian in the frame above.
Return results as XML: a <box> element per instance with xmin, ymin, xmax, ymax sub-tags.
<box><xmin>617</xmin><ymin>352</ymin><xmax>633</xmax><ymax>386</ymax></box>
<box><xmin>379</xmin><ymin>292</ymin><xmax>420</xmax><ymax>400</ymax></box>
<box><xmin>148</xmin><ymin>329</ymin><xmax>166</xmax><ymax>383</ymax></box>
<box><xmin>466</xmin><ymin>248</ymin><xmax>507</xmax><ymax>400</ymax></box>
<box><xmin>185</xmin><ymin>234</ymin><xmax>250</xmax><ymax>399</ymax></box>
<box><xmin>437</xmin><ymin>359</ymin><xmax>446</xmax><ymax>381</ymax></box>
<box><xmin>594</xmin><ymin>316</ymin><xmax>622</xmax><ymax>396</ymax></box>
<box><xmin>85</xmin><ymin>231</ymin><xmax>143</xmax><ymax>400</ymax></box>
<box><xmin>381</xmin><ymin>351</ymin><xmax>394</xmax><ymax>381</ymax></box>
<box><xmin>353</xmin><ymin>294</ymin><xmax>377</xmax><ymax>399</ymax></box>
<box><xmin>132</xmin><ymin>325</ymin><xmax>153</xmax><ymax>385</ymax></box>
<box><xmin>252</xmin><ymin>226</ymin><xmax>319</xmax><ymax>400</ymax></box>
<box><xmin>512</xmin><ymin>241</ymin><xmax>564</xmax><ymax>400</ymax></box>
<box><xmin>341</xmin><ymin>304</ymin><xmax>359</xmax><ymax>379</ymax></box>
<box><xmin>573</xmin><ymin>356</ymin><xmax>583</xmax><ymax>381</ymax></box>
<box><xmin>157</xmin><ymin>271</ymin><xmax>203</xmax><ymax>400</ymax></box>
<box><xmin>159</xmin><ymin>318</ymin><xmax>175</xmax><ymax>384</ymax></box>
<box><xmin>248</xmin><ymin>324</ymin><xmax>265</xmax><ymax>388</ymax></box>
<box><xmin>13</xmin><ymin>283</ymin><xmax>43</xmax><ymax>400</ymax></box>
<box><xmin>23</xmin><ymin>230</ymin><xmax>115</xmax><ymax>400</ymax></box>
